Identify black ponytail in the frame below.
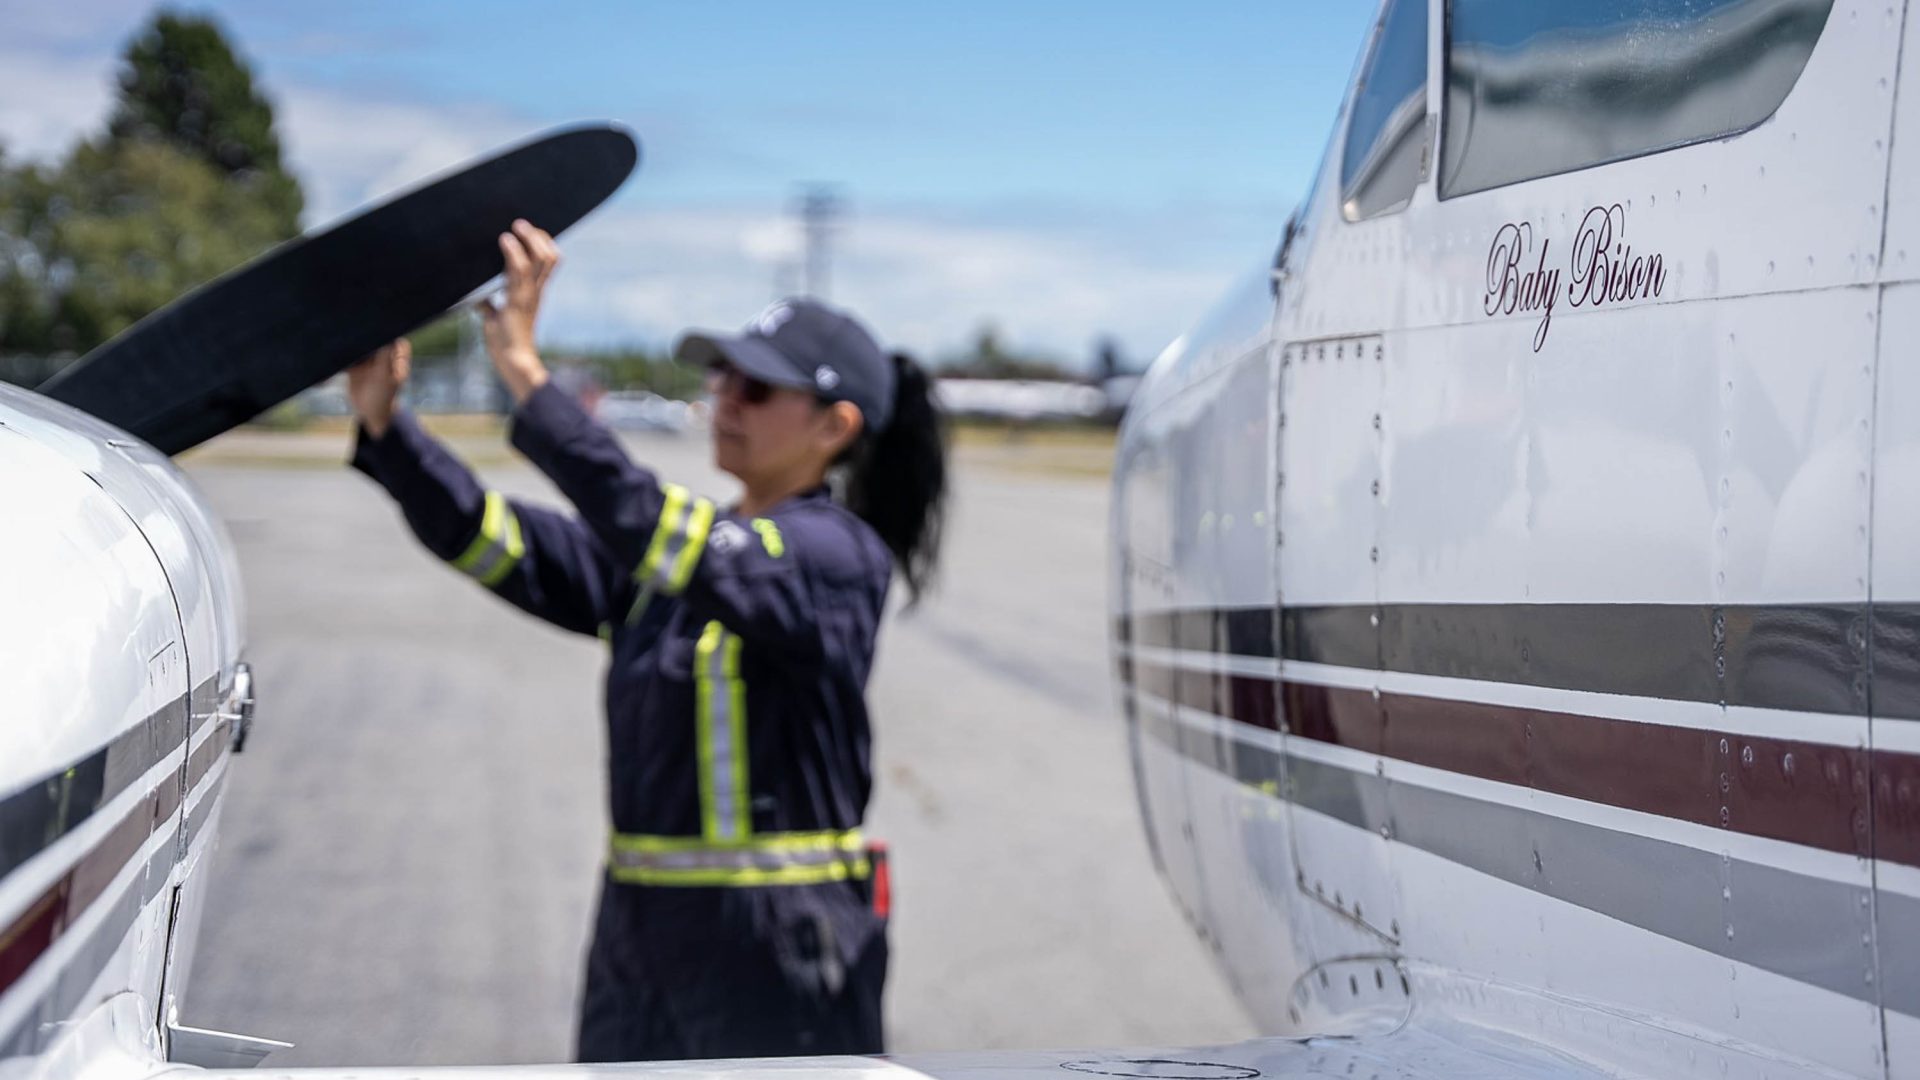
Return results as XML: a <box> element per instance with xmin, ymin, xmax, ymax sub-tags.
<box><xmin>843</xmin><ymin>352</ymin><xmax>947</xmax><ymax>605</ymax></box>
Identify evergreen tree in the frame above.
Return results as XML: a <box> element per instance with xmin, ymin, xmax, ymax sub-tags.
<box><xmin>108</xmin><ymin>10</ymin><xmax>302</xmax><ymax>237</ymax></box>
<box><xmin>941</xmin><ymin>323</ymin><xmax>1072</xmax><ymax>381</ymax></box>
<box><xmin>47</xmin><ymin>139</ymin><xmax>288</xmax><ymax>351</ymax></box>
<box><xmin>0</xmin><ymin>147</ymin><xmax>59</xmax><ymax>353</ymax></box>
<box><xmin>0</xmin><ymin>11</ymin><xmax>306</xmax><ymax>362</ymax></box>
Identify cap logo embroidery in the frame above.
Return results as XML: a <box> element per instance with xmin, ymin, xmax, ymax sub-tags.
<box><xmin>750</xmin><ymin>302</ymin><xmax>795</xmax><ymax>337</ymax></box>
<box><xmin>709</xmin><ymin>520</ymin><xmax>751</xmax><ymax>554</ymax></box>
<box><xmin>815</xmin><ymin>365</ymin><xmax>841</xmax><ymax>391</ymax></box>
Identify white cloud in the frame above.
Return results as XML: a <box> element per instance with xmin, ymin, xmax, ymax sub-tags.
<box><xmin>842</xmin><ymin>214</ymin><xmax>1230</xmax><ymax>363</ymax></box>
<box><xmin>0</xmin><ymin>17</ymin><xmax>530</xmax><ymax>225</ymax></box>
<box><xmin>271</xmin><ymin>87</ymin><xmax>532</xmax><ymax>224</ymax></box>
<box><xmin>529</xmin><ymin>201</ymin><xmax>1236</xmax><ymax>367</ymax></box>
<box><xmin>0</xmin><ymin>50</ymin><xmax>117</xmax><ymax>162</ymax></box>
<box><xmin>5</xmin><ymin>1</ymin><xmax>149</xmax><ymax>50</ymax></box>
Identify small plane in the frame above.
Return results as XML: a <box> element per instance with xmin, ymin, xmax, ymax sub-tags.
<box><xmin>3</xmin><ymin>0</ymin><xmax>1917</xmax><ymax>1077</ymax></box>
<box><xmin>1111</xmin><ymin>0</ymin><xmax>1920</xmax><ymax>1075</ymax></box>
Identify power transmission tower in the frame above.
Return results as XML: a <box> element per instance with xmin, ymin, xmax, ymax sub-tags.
<box><xmin>773</xmin><ymin>260</ymin><xmax>802</xmax><ymax>302</ymax></box>
<box><xmin>796</xmin><ymin>186</ymin><xmax>842</xmax><ymax>300</ymax></box>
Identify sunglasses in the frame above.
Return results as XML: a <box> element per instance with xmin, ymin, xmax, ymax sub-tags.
<box><xmin>705</xmin><ymin>361</ymin><xmax>777</xmax><ymax>406</ymax></box>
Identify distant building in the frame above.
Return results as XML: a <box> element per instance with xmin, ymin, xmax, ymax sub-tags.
<box><xmin>934</xmin><ymin>378</ymin><xmax>1107</xmax><ymax>423</ymax></box>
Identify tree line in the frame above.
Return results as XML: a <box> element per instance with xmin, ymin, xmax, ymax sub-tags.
<box><xmin>0</xmin><ymin>11</ymin><xmax>302</xmax><ymax>361</ymax></box>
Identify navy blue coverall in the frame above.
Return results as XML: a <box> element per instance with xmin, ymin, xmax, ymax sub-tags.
<box><xmin>351</xmin><ymin>383</ymin><xmax>891</xmax><ymax>1061</ymax></box>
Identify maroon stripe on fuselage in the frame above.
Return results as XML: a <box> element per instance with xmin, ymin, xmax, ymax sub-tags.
<box><xmin>1286</xmin><ymin>684</ymin><xmax>1874</xmax><ymax>859</ymax></box>
<box><xmin>0</xmin><ymin>887</ymin><xmax>65</xmax><ymax>994</ymax></box>
<box><xmin>153</xmin><ymin>768</ymin><xmax>183</xmax><ymax>827</ymax></box>
<box><xmin>0</xmin><ymin>757</ymin><xmax>205</xmax><ymax>999</ymax></box>
<box><xmin>1121</xmin><ymin>658</ymin><xmax>1906</xmax><ymax>864</ymax></box>
<box><xmin>64</xmin><ymin>777</ymin><xmax>169</xmax><ymax>919</ymax></box>
<box><xmin>1130</xmin><ymin>660</ymin><xmax>1279</xmax><ymax>732</ymax></box>
<box><xmin>1875</xmin><ymin>755</ymin><xmax>1920</xmax><ymax>867</ymax></box>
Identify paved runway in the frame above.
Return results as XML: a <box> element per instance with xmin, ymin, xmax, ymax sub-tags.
<box><xmin>178</xmin><ymin>423</ymin><xmax>1255</xmax><ymax>1066</ymax></box>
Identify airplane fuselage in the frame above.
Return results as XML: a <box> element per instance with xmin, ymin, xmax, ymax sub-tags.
<box><xmin>0</xmin><ymin>385</ymin><xmax>248</xmax><ymax>1074</ymax></box>
<box><xmin>1110</xmin><ymin>0</ymin><xmax>1920</xmax><ymax>1075</ymax></box>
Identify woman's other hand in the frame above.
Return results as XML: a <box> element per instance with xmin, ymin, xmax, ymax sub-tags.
<box><xmin>481</xmin><ymin>218</ymin><xmax>559</xmax><ymax>403</ymax></box>
<box><xmin>347</xmin><ymin>338</ymin><xmax>412</xmax><ymax>438</ymax></box>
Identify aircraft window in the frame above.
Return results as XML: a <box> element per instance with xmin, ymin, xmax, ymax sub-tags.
<box><xmin>1340</xmin><ymin>0</ymin><xmax>1431</xmax><ymax>222</ymax></box>
<box><xmin>1440</xmin><ymin>0</ymin><xmax>1835</xmax><ymax>198</ymax></box>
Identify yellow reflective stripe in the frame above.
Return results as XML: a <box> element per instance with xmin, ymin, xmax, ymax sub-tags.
<box><xmin>451</xmin><ymin>491</ymin><xmax>523</xmax><ymax>588</ymax></box>
<box><xmin>666</xmin><ymin>498</ymin><xmax>716</xmax><ymax>594</ymax></box>
<box><xmin>479</xmin><ymin>502</ymin><xmax>527</xmax><ymax>587</ymax></box>
<box><xmin>634</xmin><ymin>485</ymin><xmax>713</xmax><ymax>599</ymax></box>
<box><xmin>636</xmin><ymin>484</ymin><xmax>689</xmax><ymax>586</ymax></box>
<box><xmin>452</xmin><ymin>492</ymin><xmax>507</xmax><ymax>572</ymax></box>
<box><xmin>752</xmin><ymin>518</ymin><xmax>785</xmax><ymax>558</ymax></box>
<box><xmin>608</xmin><ymin>858</ymin><xmax>871</xmax><ymax>888</ymax></box>
<box><xmin>695</xmin><ymin>620</ymin><xmax>721</xmax><ymax>839</ymax></box>
<box><xmin>606</xmin><ymin>829</ymin><xmax>867</xmax><ymax>884</ymax></box>
<box><xmin>724</xmin><ymin>632</ymin><xmax>748</xmax><ymax>838</ymax></box>
<box><xmin>610</xmin><ymin>829</ymin><xmax>864</xmax><ymax>855</ymax></box>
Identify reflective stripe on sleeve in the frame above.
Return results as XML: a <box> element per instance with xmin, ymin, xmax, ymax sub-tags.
<box><xmin>695</xmin><ymin>621</ymin><xmax>750</xmax><ymax>843</ymax></box>
<box><xmin>669</xmin><ymin>499</ymin><xmax>716</xmax><ymax>590</ymax></box>
<box><xmin>626</xmin><ymin>485</ymin><xmax>717</xmax><ymax>625</ymax></box>
<box><xmin>636</xmin><ymin>484</ymin><xmax>687</xmax><ymax>584</ymax></box>
<box><xmin>636</xmin><ymin>484</ymin><xmax>716</xmax><ymax>595</ymax></box>
<box><xmin>451</xmin><ymin>491</ymin><xmax>525</xmax><ymax>588</ymax></box>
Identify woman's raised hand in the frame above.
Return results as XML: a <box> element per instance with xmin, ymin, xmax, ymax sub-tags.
<box><xmin>480</xmin><ymin>218</ymin><xmax>559</xmax><ymax>403</ymax></box>
<box><xmin>347</xmin><ymin>338</ymin><xmax>412</xmax><ymax>438</ymax></box>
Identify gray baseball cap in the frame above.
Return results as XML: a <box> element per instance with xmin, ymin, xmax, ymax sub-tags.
<box><xmin>674</xmin><ymin>298</ymin><xmax>896</xmax><ymax>433</ymax></box>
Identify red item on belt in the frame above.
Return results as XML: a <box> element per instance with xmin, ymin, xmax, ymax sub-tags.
<box><xmin>869</xmin><ymin>841</ymin><xmax>891</xmax><ymax>918</ymax></box>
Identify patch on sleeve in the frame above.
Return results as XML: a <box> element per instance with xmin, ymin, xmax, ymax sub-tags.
<box><xmin>708</xmin><ymin>519</ymin><xmax>752</xmax><ymax>556</ymax></box>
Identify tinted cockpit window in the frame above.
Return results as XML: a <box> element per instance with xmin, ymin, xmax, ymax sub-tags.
<box><xmin>1341</xmin><ymin>0</ymin><xmax>1430</xmax><ymax>222</ymax></box>
<box><xmin>1441</xmin><ymin>0</ymin><xmax>1835</xmax><ymax>198</ymax></box>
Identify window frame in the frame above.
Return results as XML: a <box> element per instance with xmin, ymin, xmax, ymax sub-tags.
<box><xmin>1337</xmin><ymin>0</ymin><xmax>1437</xmax><ymax>224</ymax></box>
<box><xmin>1435</xmin><ymin>0</ymin><xmax>1837</xmax><ymax>201</ymax></box>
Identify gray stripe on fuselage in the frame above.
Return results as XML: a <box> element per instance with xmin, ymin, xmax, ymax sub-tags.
<box><xmin>103</xmin><ymin>695</ymin><xmax>189</xmax><ymax>810</ymax></box>
<box><xmin>0</xmin><ymin>833</ymin><xmax>177</xmax><ymax>1058</ymax></box>
<box><xmin>1</xmin><ymin>690</ymin><xmax>192</xmax><ymax>881</ymax></box>
<box><xmin>1283</xmin><ymin>603</ymin><xmax>1875</xmax><ymax>717</ymax></box>
<box><xmin>1145</xmin><ymin>601</ymin><xmax>1920</xmax><ymax>721</ymax></box>
<box><xmin>187</xmin><ymin>672</ymin><xmax>222</xmax><ymax>734</ymax></box>
<box><xmin>1874</xmin><ymin>889</ymin><xmax>1920</xmax><ymax>1018</ymax></box>
<box><xmin>185</xmin><ymin>762</ymin><xmax>225</xmax><ymax>850</ymax></box>
<box><xmin>1141</xmin><ymin>711</ymin><xmax>1885</xmax><ymax>1013</ymax></box>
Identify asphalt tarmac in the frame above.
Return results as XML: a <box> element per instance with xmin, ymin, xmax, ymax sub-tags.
<box><xmin>177</xmin><ymin>423</ymin><xmax>1255</xmax><ymax>1066</ymax></box>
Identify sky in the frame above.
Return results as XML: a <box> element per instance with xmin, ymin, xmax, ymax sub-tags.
<box><xmin>0</xmin><ymin>2</ymin><xmax>1378</xmax><ymax>368</ymax></box>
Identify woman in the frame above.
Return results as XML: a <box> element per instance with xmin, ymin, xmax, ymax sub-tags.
<box><xmin>346</xmin><ymin>220</ymin><xmax>946</xmax><ymax>1061</ymax></box>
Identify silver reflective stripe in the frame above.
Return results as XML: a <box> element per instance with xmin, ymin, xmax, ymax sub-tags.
<box><xmin>627</xmin><ymin>487</ymin><xmax>716</xmax><ymax>625</ymax></box>
<box><xmin>610</xmin><ymin>845</ymin><xmax>854</xmax><ymax>874</ymax></box>
<box><xmin>606</xmin><ymin>830</ymin><xmax>870</xmax><ymax>887</ymax></box>
<box><xmin>466</xmin><ymin>542</ymin><xmax>515</xmax><ymax>586</ymax></box>
<box><xmin>635</xmin><ymin>486</ymin><xmax>715</xmax><ymax>594</ymax></box>
<box><xmin>452</xmin><ymin>492</ymin><xmax>524</xmax><ymax>588</ymax></box>
<box><xmin>699</xmin><ymin>623</ymin><xmax>748</xmax><ymax>842</ymax></box>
